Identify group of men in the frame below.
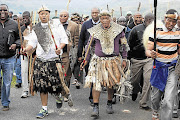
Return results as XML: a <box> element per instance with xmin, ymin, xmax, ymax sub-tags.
<box><xmin>0</xmin><ymin>3</ymin><xmax>180</xmax><ymax>120</ymax></box>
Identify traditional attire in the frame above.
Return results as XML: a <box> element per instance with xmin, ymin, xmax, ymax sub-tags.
<box><xmin>27</xmin><ymin>20</ymin><xmax>68</xmax><ymax>94</ymax></box>
<box><xmin>84</xmin><ymin>22</ymin><xmax>128</xmax><ymax>91</ymax></box>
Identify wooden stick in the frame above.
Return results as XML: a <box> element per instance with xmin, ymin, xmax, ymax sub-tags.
<box><xmin>17</xmin><ymin>18</ymin><xmax>24</xmax><ymax>60</ymax></box>
<box><xmin>137</xmin><ymin>2</ymin><xmax>141</xmax><ymax>12</ymax></box>
<box><xmin>120</xmin><ymin>7</ymin><xmax>122</xmax><ymax>16</ymax></box>
<box><xmin>55</xmin><ymin>10</ymin><xmax>57</xmax><ymax>17</ymax></box>
<box><xmin>30</xmin><ymin>55</ymin><xmax>37</xmax><ymax>96</ymax></box>
<box><xmin>30</xmin><ymin>11</ymin><xmax>33</xmax><ymax>32</ymax></box>
<box><xmin>33</xmin><ymin>11</ymin><xmax>36</xmax><ymax>25</ymax></box>
<box><xmin>83</xmin><ymin>34</ymin><xmax>94</xmax><ymax>64</ymax></box>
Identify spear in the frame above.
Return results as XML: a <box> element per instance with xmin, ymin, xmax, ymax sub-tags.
<box><xmin>17</xmin><ymin>18</ymin><xmax>24</xmax><ymax>60</ymax></box>
<box><xmin>153</xmin><ymin>0</ymin><xmax>157</xmax><ymax>69</ymax></box>
<box><xmin>120</xmin><ymin>7</ymin><xmax>122</xmax><ymax>16</ymax></box>
<box><xmin>137</xmin><ymin>2</ymin><xmax>141</xmax><ymax>12</ymax></box>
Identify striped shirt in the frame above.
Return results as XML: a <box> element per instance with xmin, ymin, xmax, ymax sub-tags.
<box><xmin>148</xmin><ymin>25</ymin><xmax>180</xmax><ymax>63</ymax></box>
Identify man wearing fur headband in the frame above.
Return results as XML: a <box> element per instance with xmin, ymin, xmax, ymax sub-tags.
<box><xmin>146</xmin><ymin>9</ymin><xmax>180</xmax><ymax>120</ymax></box>
<box><xmin>81</xmin><ymin>10</ymin><xmax>128</xmax><ymax>118</ymax></box>
<box><xmin>22</xmin><ymin>6</ymin><xmax>70</xmax><ymax>119</ymax></box>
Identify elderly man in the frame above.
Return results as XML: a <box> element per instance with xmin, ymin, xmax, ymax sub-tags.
<box><xmin>128</xmin><ymin>12</ymin><xmax>143</xmax><ymax>29</ymax></box>
<box><xmin>77</xmin><ymin>7</ymin><xmax>100</xmax><ymax>106</ymax></box>
<box><xmin>23</xmin><ymin>6</ymin><xmax>69</xmax><ymax>118</ymax></box>
<box><xmin>0</xmin><ymin>4</ymin><xmax>20</xmax><ymax>111</ymax></box>
<box><xmin>81</xmin><ymin>10</ymin><xmax>127</xmax><ymax>118</ymax></box>
<box><xmin>59</xmin><ymin>10</ymin><xmax>79</xmax><ymax>88</ymax></box>
<box><xmin>146</xmin><ymin>9</ymin><xmax>180</xmax><ymax>120</ymax></box>
<box><xmin>128</xmin><ymin>13</ymin><xmax>154</xmax><ymax>111</ymax></box>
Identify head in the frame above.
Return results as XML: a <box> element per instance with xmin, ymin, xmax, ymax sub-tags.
<box><xmin>23</xmin><ymin>11</ymin><xmax>30</xmax><ymax>26</ymax></box>
<box><xmin>177</xmin><ymin>18</ymin><xmax>180</xmax><ymax>29</ymax></box>
<box><xmin>59</xmin><ymin>10</ymin><xmax>69</xmax><ymax>24</ymax></box>
<box><xmin>133</xmin><ymin>12</ymin><xmax>143</xmax><ymax>25</ymax></box>
<box><xmin>99</xmin><ymin>10</ymin><xmax>111</xmax><ymax>30</ymax></box>
<box><xmin>38</xmin><ymin>6</ymin><xmax>50</xmax><ymax>23</ymax></box>
<box><xmin>9</xmin><ymin>11</ymin><xmax>13</xmax><ymax>18</ymax></box>
<box><xmin>18</xmin><ymin>14</ymin><xmax>24</xmax><ymax>26</ymax></box>
<box><xmin>164</xmin><ymin>9</ymin><xmax>178</xmax><ymax>31</ymax></box>
<box><xmin>117</xmin><ymin>16</ymin><xmax>126</xmax><ymax>26</ymax></box>
<box><xmin>113</xmin><ymin>17</ymin><xmax>116</xmax><ymax>23</ymax></box>
<box><xmin>91</xmin><ymin>7</ymin><xmax>100</xmax><ymax>22</ymax></box>
<box><xmin>83</xmin><ymin>16</ymin><xmax>89</xmax><ymax>22</ymax></box>
<box><xmin>13</xmin><ymin>15</ymin><xmax>18</xmax><ymax>21</ymax></box>
<box><xmin>0</xmin><ymin>4</ymin><xmax>9</xmax><ymax>22</ymax></box>
<box><xmin>144</xmin><ymin>13</ymin><xmax>154</xmax><ymax>27</ymax></box>
<box><xmin>71</xmin><ymin>13</ymin><xmax>80</xmax><ymax>24</ymax></box>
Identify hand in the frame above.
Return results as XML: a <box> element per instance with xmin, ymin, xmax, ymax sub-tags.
<box><xmin>9</xmin><ymin>44</ymin><xmax>16</xmax><ymax>50</ymax></box>
<box><xmin>21</xmin><ymin>48</ymin><xmax>26</xmax><ymax>55</ymax></box>
<box><xmin>150</xmin><ymin>50</ymin><xmax>157</xmax><ymax>59</ymax></box>
<box><xmin>55</xmin><ymin>47</ymin><xmax>61</xmax><ymax>55</ymax></box>
<box><xmin>80</xmin><ymin>60</ymin><xmax>88</xmax><ymax>71</ymax></box>
<box><xmin>122</xmin><ymin>60</ymin><xmax>127</xmax><ymax>69</ymax></box>
<box><xmin>78</xmin><ymin>57</ymin><xmax>82</xmax><ymax>62</ymax></box>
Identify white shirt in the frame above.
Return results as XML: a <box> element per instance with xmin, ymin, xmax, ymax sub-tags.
<box><xmin>27</xmin><ymin>21</ymin><xmax>68</xmax><ymax>60</ymax></box>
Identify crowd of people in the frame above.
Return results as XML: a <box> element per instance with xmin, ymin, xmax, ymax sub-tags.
<box><xmin>0</xmin><ymin>3</ymin><xmax>180</xmax><ymax>120</ymax></box>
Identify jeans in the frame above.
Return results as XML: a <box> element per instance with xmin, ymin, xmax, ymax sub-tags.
<box><xmin>0</xmin><ymin>56</ymin><xmax>15</xmax><ymax>106</ymax></box>
<box><xmin>15</xmin><ymin>57</ymin><xmax>22</xmax><ymax>84</ymax></box>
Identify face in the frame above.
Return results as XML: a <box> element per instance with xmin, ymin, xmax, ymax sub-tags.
<box><xmin>113</xmin><ymin>17</ymin><xmax>116</xmax><ymax>23</ymax></box>
<box><xmin>100</xmin><ymin>15</ymin><xmax>111</xmax><ymax>29</ymax></box>
<box><xmin>60</xmin><ymin>12</ymin><xmax>69</xmax><ymax>24</ymax></box>
<box><xmin>145</xmin><ymin>18</ymin><xmax>154</xmax><ymax>27</ymax></box>
<box><xmin>134</xmin><ymin>14</ymin><xmax>143</xmax><ymax>25</ymax></box>
<box><xmin>19</xmin><ymin>16</ymin><xmax>24</xmax><ymax>26</ymax></box>
<box><xmin>23</xmin><ymin>14</ymin><xmax>30</xmax><ymax>26</ymax></box>
<box><xmin>117</xmin><ymin>19</ymin><xmax>126</xmax><ymax>26</ymax></box>
<box><xmin>177</xmin><ymin>19</ymin><xmax>180</xmax><ymax>28</ymax></box>
<box><xmin>164</xmin><ymin>17</ymin><xmax>177</xmax><ymax>31</ymax></box>
<box><xmin>39</xmin><ymin>11</ymin><xmax>50</xmax><ymax>23</ymax></box>
<box><xmin>91</xmin><ymin>8</ymin><xmax>99</xmax><ymax>22</ymax></box>
<box><xmin>8</xmin><ymin>12</ymin><xmax>12</xmax><ymax>17</ymax></box>
<box><xmin>13</xmin><ymin>16</ymin><xmax>17</xmax><ymax>21</ymax></box>
<box><xmin>0</xmin><ymin>5</ymin><xmax>9</xmax><ymax>21</ymax></box>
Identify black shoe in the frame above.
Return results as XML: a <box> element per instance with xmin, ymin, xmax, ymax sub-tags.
<box><xmin>172</xmin><ymin>112</ymin><xmax>178</xmax><ymax>118</ymax></box>
<box><xmin>89</xmin><ymin>98</ymin><xmax>94</xmax><ymax>106</ymax></box>
<box><xmin>2</xmin><ymin>106</ymin><xmax>9</xmax><ymax>111</ymax></box>
<box><xmin>139</xmin><ymin>106</ymin><xmax>152</xmax><ymax>111</ymax></box>
<box><xmin>112</xmin><ymin>96</ymin><xmax>116</xmax><ymax>104</ymax></box>
<box><xmin>15</xmin><ymin>83</ymin><xmax>21</xmax><ymax>88</ymax></box>
<box><xmin>91</xmin><ymin>105</ymin><xmax>99</xmax><ymax>118</ymax></box>
<box><xmin>132</xmin><ymin>93</ymin><xmax>138</xmax><ymax>101</ymax></box>
<box><xmin>106</xmin><ymin>103</ymin><xmax>114</xmax><ymax>114</ymax></box>
<box><xmin>56</xmin><ymin>96</ymin><xmax>63</xmax><ymax>109</ymax></box>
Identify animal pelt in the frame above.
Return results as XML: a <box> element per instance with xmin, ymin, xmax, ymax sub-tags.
<box><xmin>143</xmin><ymin>20</ymin><xmax>164</xmax><ymax>50</ymax></box>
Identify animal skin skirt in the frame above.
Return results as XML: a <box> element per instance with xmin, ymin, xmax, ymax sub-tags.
<box><xmin>84</xmin><ymin>54</ymin><xmax>122</xmax><ymax>91</ymax></box>
<box><xmin>33</xmin><ymin>58</ymin><xmax>63</xmax><ymax>94</ymax></box>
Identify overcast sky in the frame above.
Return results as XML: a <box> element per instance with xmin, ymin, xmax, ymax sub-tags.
<box><xmin>0</xmin><ymin>0</ymin><xmax>179</xmax><ymax>18</ymax></box>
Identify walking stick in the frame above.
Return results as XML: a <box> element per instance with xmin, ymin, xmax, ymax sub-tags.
<box><xmin>153</xmin><ymin>0</ymin><xmax>157</xmax><ymax>69</ymax></box>
<box><xmin>17</xmin><ymin>18</ymin><xmax>24</xmax><ymax>60</ymax></box>
<box><xmin>120</xmin><ymin>7</ymin><xmax>122</xmax><ymax>16</ymax></box>
<box><xmin>29</xmin><ymin>11</ymin><xmax>33</xmax><ymax>83</ymax></box>
<box><xmin>137</xmin><ymin>2</ymin><xmax>141</xmax><ymax>12</ymax></box>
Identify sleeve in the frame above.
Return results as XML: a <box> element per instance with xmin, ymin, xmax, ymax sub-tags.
<box><xmin>147</xmin><ymin>32</ymin><xmax>155</xmax><ymax>50</ymax></box>
<box><xmin>74</xmin><ymin>24</ymin><xmax>79</xmax><ymax>47</ymax></box>
<box><xmin>58</xmin><ymin>24</ymin><xmax>68</xmax><ymax>44</ymax></box>
<box><xmin>85</xmin><ymin>35</ymin><xmax>94</xmax><ymax>61</ymax></box>
<box><xmin>119</xmin><ymin>32</ymin><xmax>128</xmax><ymax>59</ymax></box>
<box><xmin>77</xmin><ymin>23</ymin><xmax>86</xmax><ymax>58</ymax></box>
<box><xmin>14</xmin><ymin>23</ymin><xmax>21</xmax><ymax>48</ymax></box>
<box><xmin>27</xmin><ymin>30</ymin><xmax>38</xmax><ymax>49</ymax></box>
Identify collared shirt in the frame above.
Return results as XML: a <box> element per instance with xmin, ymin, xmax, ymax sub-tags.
<box><xmin>27</xmin><ymin>21</ymin><xmax>68</xmax><ymax>60</ymax></box>
<box><xmin>92</xmin><ymin>19</ymin><xmax>100</xmax><ymax>26</ymax></box>
<box><xmin>148</xmin><ymin>25</ymin><xmax>180</xmax><ymax>63</ymax></box>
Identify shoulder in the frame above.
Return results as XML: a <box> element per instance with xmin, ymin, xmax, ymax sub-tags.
<box><xmin>68</xmin><ymin>20</ymin><xmax>78</xmax><ymax>27</ymax></box>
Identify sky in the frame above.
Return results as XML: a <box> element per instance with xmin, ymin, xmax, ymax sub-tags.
<box><xmin>0</xmin><ymin>0</ymin><xmax>179</xmax><ymax>19</ymax></box>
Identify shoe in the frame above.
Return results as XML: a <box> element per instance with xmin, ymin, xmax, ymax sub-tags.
<box><xmin>2</xmin><ymin>106</ymin><xmax>9</xmax><ymax>111</ymax></box>
<box><xmin>102</xmin><ymin>87</ymin><xmax>107</xmax><ymax>92</ymax></box>
<box><xmin>139</xmin><ymin>106</ymin><xmax>152</xmax><ymax>111</ymax></box>
<box><xmin>21</xmin><ymin>91</ymin><xmax>28</xmax><ymax>98</ymax></box>
<box><xmin>36</xmin><ymin>108</ymin><xmax>48</xmax><ymax>119</ymax></box>
<box><xmin>152</xmin><ymin>112</ymin><xmax>159</xmax><ymax>120</ymax></box>
<box><xmin>91</xmin><ymin>105</ymin><xmax>99</xmax><ymax>118</ymax></box>
<box><xmin>89</xmin><ymin>98</ymin><xmax>94</xmax><ymax>107</ymax></box>
<box><xmin>71</xmin><ymin>79</ymin><xmax>77</xmax><ymax>85</ymax></box>
<box><xmin>56</xmin><ymin>96</ymin><xmax>63</xmax><ymax>109</ymax></box>
<box><xmin>75</xmin><ymin>82</ymin><xmax>81</xmax><ymax>89</ymax></box>
<box><xmin>15</xmin><ymin>83</ymin><xmax>22</xmax><ymax>88</ymax></box>
<box><xmin>106</xmin><ymin>103</ymin><xmax>114</xmax><ymax>114</ymax></box>
<box><xmin>172</xmin><ymin>112</ymin><xmax>178</xmax><ymax>118</ymax></box>
<box><xmin>64</xmin><ymin>97</ymin><xmax>68</xmax><ymax>102</ymax></box>
<box><xmin>112</xmin><ymin>96</ymin><xmax>116</xmax><ymax>104</ymax></box>
<box><xmin>132</xmin><ymin>93</ymin><xmax>138</xmax><ymax>101</ymax></box>
<box><xmin>67</xmin><ymin>94</ymin><xmax>73</xmax><ymax>107</ymax></box>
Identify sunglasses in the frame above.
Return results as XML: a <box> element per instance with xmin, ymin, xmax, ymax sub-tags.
<box><xmin>0</xmin><ymin>9</ymin><xmax>8</xmax><ymax>12</ymax></box>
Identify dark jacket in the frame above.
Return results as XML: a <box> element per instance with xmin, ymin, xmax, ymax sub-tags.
<box><xmin>0</xmin><ymin>19</ymin><xmax>20</xmax><ymax>58</ymax></box>
<box><xmin>77</xmin><ymin>19</ymin><xmax>94</xmax><ymax>58</ymax></box>
<box><xmin>128</xmin><ymin>23</ymin><xmax>147</xmax><ymax>60</ymax></box>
